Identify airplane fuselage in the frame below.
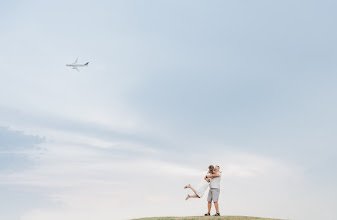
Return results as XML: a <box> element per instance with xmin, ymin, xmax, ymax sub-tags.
<box><xmin>66</xmin><ymin>64</ymin><xmax>88</xmax><ymax>67</ymax></box>
<box><xmin>66</xmin><ymin>59</ymin><xmax>89</xmax><ymax>71</ymax></box>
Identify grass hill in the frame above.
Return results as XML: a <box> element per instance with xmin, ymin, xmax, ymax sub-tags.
<box><xmin>133</xmin><ymin>216</ymin><xmax>283</xmax><ymax>220</ymax></box>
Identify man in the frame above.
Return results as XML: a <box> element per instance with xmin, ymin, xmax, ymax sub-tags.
<box><xmin>204</xmin><ymin>165</ymin><xmax>221</xmax><ymax>216</ymax></box>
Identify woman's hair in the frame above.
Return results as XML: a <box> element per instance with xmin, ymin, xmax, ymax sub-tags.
<box><xmin>208</xmin><ymin>165</ymin><xmax>215</xmax><ymax>174</ymax></box>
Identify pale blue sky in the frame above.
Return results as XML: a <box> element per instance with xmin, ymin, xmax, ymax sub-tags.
<box><xmin>0</xmin><ymin>1</ymin><xmax>336</xmax><ymax>220</ymax></box>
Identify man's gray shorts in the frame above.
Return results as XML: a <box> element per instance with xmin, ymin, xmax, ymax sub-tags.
<box><xmin>207</xmin><ymin>188</ymin><xmax>220</xmax><ymax>202</ymax></box>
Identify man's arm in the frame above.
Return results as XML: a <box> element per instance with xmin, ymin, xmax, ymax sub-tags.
<box><xmin>204</xmin><ymin>176</ymin><xmax>211</xmax><ymax>182</ymax></box>
<box><xmin>206</xmin><ymin>173</ymin><xmax>220</xmax><ymax>178</ymax></box>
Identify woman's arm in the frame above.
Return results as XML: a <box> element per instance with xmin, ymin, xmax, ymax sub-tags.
<box><xmin>204</xmin><ymin>176</ymin><xmax>211</xmax><ymax>182</ymax></box>
<box><xmin>206</xmin><ymin>173</ymin><xmax>220</xmax><ymax>178</ymax></box>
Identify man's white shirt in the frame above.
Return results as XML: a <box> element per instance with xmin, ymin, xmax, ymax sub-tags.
<box><xmin>209</xmin><ymin>172</ymin><xmax>222</xmax><ymax>189</ymax></box>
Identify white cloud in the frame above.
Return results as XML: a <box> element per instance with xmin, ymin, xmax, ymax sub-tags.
<box><xmin>1</xmin><ymin>1</ymin><xmax>336</xmax><ymax>220</ymax></box>
<box><xmin>0</xmin><ymin>134</ymin><xmax>305</xmax><ymax>220</ymax></box>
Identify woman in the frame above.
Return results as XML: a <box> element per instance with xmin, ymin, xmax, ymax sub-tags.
<box><xmin>184</xmin><ymin>165</ymin><xmax>214</xmax><ymax>200</ymax></box>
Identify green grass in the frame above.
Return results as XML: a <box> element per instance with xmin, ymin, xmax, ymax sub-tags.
<box><xmin>133</xmin><ymin>216</ymin><xmax>283</xmax><ymax>220</ymax></box>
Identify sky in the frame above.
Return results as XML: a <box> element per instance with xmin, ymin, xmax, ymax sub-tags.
<box><xmin>0</xmin><ymin>0</ymin><xmax>336</xmax><ymax>220</ymax></box>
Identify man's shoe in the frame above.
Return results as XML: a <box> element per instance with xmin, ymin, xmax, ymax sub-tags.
<box><xmin>204</xmin><ymin>212</ymin><xmax>210</xmax><ymax>216</ymax></box>
<box><xmin>213</xmin><ymin>213</ymin><xmax>221</xmax><ymax>216</ymax></box>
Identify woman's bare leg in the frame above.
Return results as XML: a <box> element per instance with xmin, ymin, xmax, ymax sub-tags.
<box><xmin>184</xmin><ymin>184</ymin><xmax>200</xmax><ymax>200</ymax></box>
<box><xmin>186</xmin><ymin>194</ymin><xmax>199</xmax><ymax>200</ymax></box>
<box><xmin>184</xmin><ymin>184</ymin><xmax>198</xmax><ymax>194</ymax></box>
<box><xmin>184</xmin><ymin>184</ymin><xmax>191</xmax><ymax>189</ymax></box>
<box><xmin>188</xmin><ymin>185</ymin><xmax>198</xmax><ymax>195</ymax></box>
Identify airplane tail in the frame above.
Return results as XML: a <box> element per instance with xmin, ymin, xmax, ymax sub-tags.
<box><xmin>85</xmin><ymin>62</ymin><xmax>89</xmax><ymax>66</ymax></box>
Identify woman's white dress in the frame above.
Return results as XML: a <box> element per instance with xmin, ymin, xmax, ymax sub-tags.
<box><xmin>196</xmin><ymin>179</ymin><xmax>210</xmax><ymax>198</ymax></box>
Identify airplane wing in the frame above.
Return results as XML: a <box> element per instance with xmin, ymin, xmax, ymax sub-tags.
<box><xmin>73</xmin><ymin>58</ymin><xmax>78</xmax><ymax>64</ymax></box>
<box><xmin>73</xmin><ymin>67</ymin><xmax>79</xmax><ymax>72</ymax></box>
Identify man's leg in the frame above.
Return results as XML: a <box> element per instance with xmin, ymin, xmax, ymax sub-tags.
<box><xmin>214</xmin><ymin>202</ymin><xmax>219</xmax><ymax>213</ymax></box>
<box><xmin>205</xmin><ymin>189</ymin><xmax>213</xmax><ymax>216</ymax></box>
<box><xmin>212</xmin><ymin>189</ymin><xmax>220</xmax><ymax>216</ymax></box>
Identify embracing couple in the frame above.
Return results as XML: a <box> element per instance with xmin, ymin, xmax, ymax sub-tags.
<box><xmin>184</xmin><ymin>165</ymin><xmax>222</xmax><ymax>216</ymax></box>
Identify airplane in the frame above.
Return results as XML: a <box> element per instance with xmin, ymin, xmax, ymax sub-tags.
<box><xmin>66</xmin><ymin>58</ymin><xmax>89</xmax><ymax>71</ymax></box>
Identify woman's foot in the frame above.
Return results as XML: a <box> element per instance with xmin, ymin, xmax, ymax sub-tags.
<box><xmin>184</xmin><ymin>184</ymin><xmax>191</xmax><ymax>189</ymax></box>
<box><xmin>185</xmin><ymin>195</ymin><xmax>190</xmax><ymax>200</ymax></box>
<box><xmin>204</xmin><ymin>212</ymin><xmax>210</xmax><ymax>216</ymax></box>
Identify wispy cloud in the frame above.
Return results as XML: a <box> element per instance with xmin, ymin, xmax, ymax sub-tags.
<box><xmin>1</xmin><ymin>0</ymin><xmax>337</xmax><ymax>220</ymax></box>
<box><xmin>0</xmin><ymin>128</ymin><xmax>304</xmax><ymax>220</ymax></box>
